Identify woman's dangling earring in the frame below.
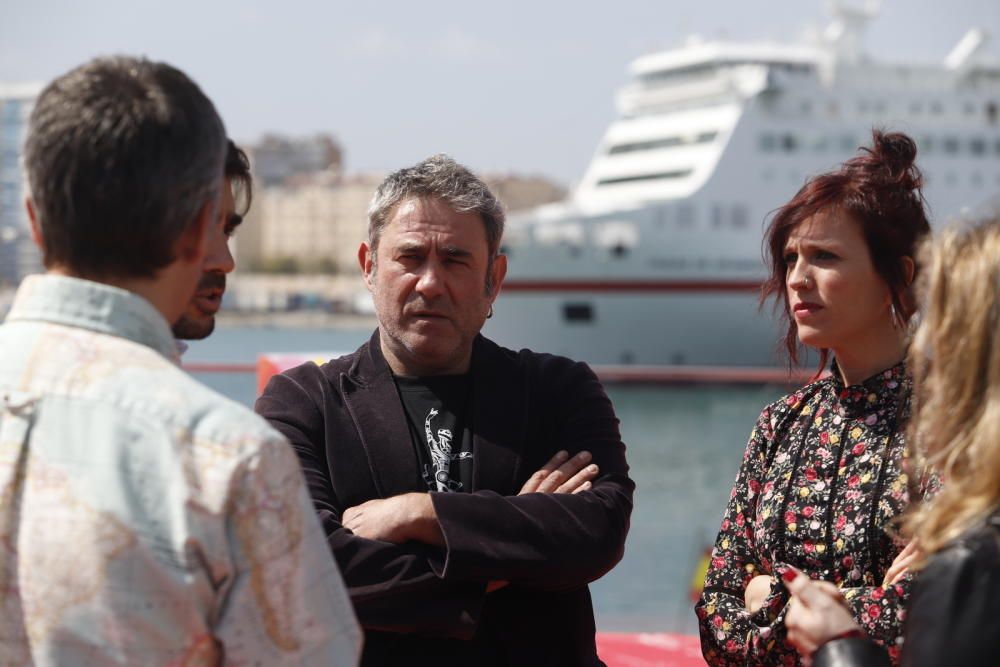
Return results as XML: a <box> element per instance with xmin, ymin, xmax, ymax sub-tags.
<box><xmin>890</xmin><ymin>303</ymin><xmax>901</xmax><ymax>329</ymax></box>
<box><xmin>487</xmin><ymin>305</ymin><xmax>494</xmax><ymax>319</ymax></box>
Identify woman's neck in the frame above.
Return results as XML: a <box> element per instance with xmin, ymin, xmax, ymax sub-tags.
<box><xmin>832</xmin><ymin>322</ymin><xmax>907</xmax><ymax>386</ymax></box>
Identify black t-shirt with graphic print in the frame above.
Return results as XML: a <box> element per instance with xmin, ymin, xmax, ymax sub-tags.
<box><xmin>393</xmin><ymin>374</ymin><xmax>474</xmax><ymax>493</ymax></box>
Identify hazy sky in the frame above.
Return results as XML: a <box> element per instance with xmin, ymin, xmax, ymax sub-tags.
<box><xmin>2</xmin><ymin>0</ymin><xmax>997</xmax><ymax>184</ymax></box>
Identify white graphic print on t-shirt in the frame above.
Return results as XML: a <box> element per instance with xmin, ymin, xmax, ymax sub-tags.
<box><xmin>423</xmin><ymin>408</ymin><xmax>471</xmax><ymax>492</ymax></box>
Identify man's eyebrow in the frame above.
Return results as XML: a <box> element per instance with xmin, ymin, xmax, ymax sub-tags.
<box><xmin>395</xmin><ymin>241</ymin><xmax>428</xmax><ymax>253</ymax></box>
<box><xmin>442</xmin><ymin>245</ymin><xmax>472</xmax><ymax>257</ymax></box>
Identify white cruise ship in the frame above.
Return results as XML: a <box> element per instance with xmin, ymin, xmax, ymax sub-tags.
<box><xmin>484</xmin><ymin>2</ymin><xmax>1000</xmax><ymax>367</ymax></box>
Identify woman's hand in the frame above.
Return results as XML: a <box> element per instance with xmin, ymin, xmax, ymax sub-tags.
<box><xmin>784</xmin><ymin>567</ymin><xmax>861</xmax><ymax>660</ymax></box>
<box><xmin>744</xmin><ymin>574</ymin><xmax>773</xmax><ymax>614</ymax></box>
<box><xmin>882</xmin><ymin>540</ymin><xmax>919</xmax><ymax>586</ymax></box>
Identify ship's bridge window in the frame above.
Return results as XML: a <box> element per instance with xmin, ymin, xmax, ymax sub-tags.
<box><xmin>781</xmin><ymin>134</ymin><xmax>797</xmax><ymax>152</ymax></box>
<box><xmin>930</xmin><ymin>102</ymin><xmax>944</xmax><ymax>115</ymax></box>
<box><xmin>639</xmin><ymin>63</ymin><xmax>717</xmax><ymax>87</ymax></box>
<box><xmin>970</xmin><ymin>138</ymin><xmax>986</xmax><ymax>156</ymax></box>
<box><xmin>943</xmin><ymin>137</ymin><xmax>959</xmax><ymax>155</ymax></box>
<box><xmin>920</xmin><ymin>137</ymin><xmax>934</xmax><ymax>153</ymax></box>
<box><xmin>596</xmin><ymin>169</ymin><xmax>693</xmax><ymax>186</ymax></box>
<box><xmin>607</xmin><ymin>131</ymin><xmax>717</xmax><ymax>155</ymax></box>
<box><xmin>987</xmin><ymin>103</ymin><xmax>997</xmax><ymax>125</ymax></box>
<box><xmin>760</xmin><ymin>134</ymin><xmax>777</xmax><ymax>152</ymax></box>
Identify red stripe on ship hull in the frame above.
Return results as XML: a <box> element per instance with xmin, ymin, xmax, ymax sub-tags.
<box><xmin>501</xmin><ymin>280</ymin><xmax>762</xmax><ymax>292</ymax></box>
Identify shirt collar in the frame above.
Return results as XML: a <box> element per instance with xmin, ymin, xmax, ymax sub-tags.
<box><xmin>829</xmin><ymin>359</ymin><xmax>908</xmax><ymax>417</ymax></box>
<box><xmin>5</xmin><ymin>274</ymin><xmax>179</xmax><ymax>362</ymax></box>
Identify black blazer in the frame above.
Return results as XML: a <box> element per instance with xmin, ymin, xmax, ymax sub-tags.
<box><xmin>255</xmin><ymin>331</ymin><xmax>634</xmax><ymax>666</ymax></box>
<box><xmin>812</xmin><ymin>511</ymin><xmax>1000</xmax><ymax>667</ymax></box>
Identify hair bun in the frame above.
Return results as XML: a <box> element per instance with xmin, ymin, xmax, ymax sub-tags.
<box><xmin>864</xmin><ymin>129</ymin><xmax>923</xmax><ymax>192</ymax></box>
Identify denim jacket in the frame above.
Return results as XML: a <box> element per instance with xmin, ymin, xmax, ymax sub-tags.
<box><xmin>0</xmin><ymin>275</ymin><xmax>360</xmax><ymax>666</ymax></box>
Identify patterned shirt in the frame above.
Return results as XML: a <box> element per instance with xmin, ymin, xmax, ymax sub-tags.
<box><xmin>0</xmin><ymin>275</ymin><xmax>361</xmax><ymax>666</ymax></box>
<box><xmin>696</xmin><ymin>362</ymin><xmax>920</xmax><ymax>666</ymax></box>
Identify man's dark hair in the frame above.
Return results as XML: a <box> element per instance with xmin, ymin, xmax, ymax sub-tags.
<box><xmin>225</xmin><ymin>139</ymin><xmax>253</xmax><ymax>217</ymax></box>
<box><xmin>24</xmin><ymin>56</ymin><xmax>226</xmax><ymax>279</ymax></box>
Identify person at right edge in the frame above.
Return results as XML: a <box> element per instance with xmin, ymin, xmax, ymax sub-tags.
<box><xmin>695</xmin><ymin>130</ymin><xmax>933</xmax><ymax>666</ymax></box>
<box><xmin>782</xmin><ymin>216</ymin><xmax>1000</xmax><ymax>665</ymax></box>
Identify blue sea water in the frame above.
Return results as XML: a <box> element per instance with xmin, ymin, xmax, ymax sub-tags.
<box><xmin>185</xmin><ymin>326</ymin><xmax>789</xmax><ymax>635</ymax></box>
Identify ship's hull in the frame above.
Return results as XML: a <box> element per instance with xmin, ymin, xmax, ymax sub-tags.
<box><xmin>484</xmin><ymin>287</ymin><xmax>785</xmax><ymax>367</ymax></box>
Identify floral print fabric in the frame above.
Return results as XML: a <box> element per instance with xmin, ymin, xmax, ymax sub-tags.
<box><xmin>696</xmin><ymin>362</ymin><xmax>916</xmax><ymax>666</ymax></box>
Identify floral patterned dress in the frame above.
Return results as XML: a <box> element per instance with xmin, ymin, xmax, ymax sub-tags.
<box><xmin>696</xmin><ymin>362</ymin><xmax>919</xmax><ymax>666</ymax></box>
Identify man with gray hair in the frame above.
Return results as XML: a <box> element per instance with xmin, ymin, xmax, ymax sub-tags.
<box><xmin>0</xmin><ymin>56</ymin><xmax>360</xmax><ymax>665</ymax></box>
<box><xmin>257</xmin><ymin>154</ymin><xmax>634</xmax><ymax>666</ymax></box>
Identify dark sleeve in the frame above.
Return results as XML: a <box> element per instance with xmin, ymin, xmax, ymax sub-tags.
<box><xmin>813</xmin><ymin>637</ymin><xmax>891</xmax><ymax>667</ymax></box>
<box><xmin>255</xmin><ymin>368</ymin><xmax>486</xmax><ymax>639</ymax></box>
<box><xmin>899</xmin><ymin>534</ymin><xmax>1000</xmax><ymax>667</ymax></box>
<box><xmin>430</xmin><ymin>359</ymin><xmax>634</xmax><ymax>590</ymax></box>
<box><xmin>840</xmin><ymin>577</ymin><xmax>911</xmax><ymax>661</ymax></box>
<box><xmin>695</xmin><ymin>406</ymin><xmax>794</xmax><ymax>666</ymax></box>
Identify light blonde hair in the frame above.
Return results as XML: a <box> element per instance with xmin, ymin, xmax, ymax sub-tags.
<box><xmin>904</xmin><ymin>217</ymin><xmax>1000</xmax><ymax>560</ymax></box>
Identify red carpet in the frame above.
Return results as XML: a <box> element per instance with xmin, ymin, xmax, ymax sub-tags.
<box><xmin>597</xmin><ymin>633</ymin><xmax>705</xmax><ymax>667</ymax></box>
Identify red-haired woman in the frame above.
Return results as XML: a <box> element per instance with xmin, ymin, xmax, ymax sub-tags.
<box><xmin>695</xmin><ymin>131</ymin><xmax>932</xmax><ymax>666</ymax></box>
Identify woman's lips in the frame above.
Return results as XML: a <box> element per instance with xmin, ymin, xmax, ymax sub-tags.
<box><xmin>793</xmin><ymin>302</ymin><xmax>823</xmax><ymax>318</ymax></box>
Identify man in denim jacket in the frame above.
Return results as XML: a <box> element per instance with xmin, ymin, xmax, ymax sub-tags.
<box><xmin>0</xmin><ymin>56</ymin><xmax>360</xmax><ymax>666</ymax></box>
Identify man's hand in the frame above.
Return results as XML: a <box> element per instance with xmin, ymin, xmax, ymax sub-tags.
<box><xmin>518</xmin><ymin>450</ymin><xmax>599</xmax><ymax>495</ymax></box>
<box><xmin>744</xmin><ymin>574</ymin><xmax>773</xmax><ymax>614</ymax></box>
<box><xmin>784</xmin><ymin>567</ymin><xmax>861</xmax><ymax>662</ymax></box>
<box><xmin>342</xmin><ymin>493</ymin><xmax>444</xmax><ymax>546</ymax></box>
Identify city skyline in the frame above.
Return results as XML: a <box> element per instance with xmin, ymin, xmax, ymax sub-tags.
<box><xmin>2</xmin><ymin>0</ymin><xmax>998</xmax><ymax>186</ymax></box>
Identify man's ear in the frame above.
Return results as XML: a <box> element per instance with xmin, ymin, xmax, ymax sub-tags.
<box><xmin>175</xmin><ymin>198</ymin><xmax>213</xmax><ymax>264</ymax></box>
<box><xmin>359</xmin><ymin>242</ymin><xmax>374</xmax><ymax>289</ymax></box>
<box><xmin>488</xmin><ymin>253</ymin><xmax>507</xmax><ymax>299</ymax></box>
<box><xmin>26</xmin><ymin>197</ymin><xmax>43</xmax><ymax>249</ymax></box>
